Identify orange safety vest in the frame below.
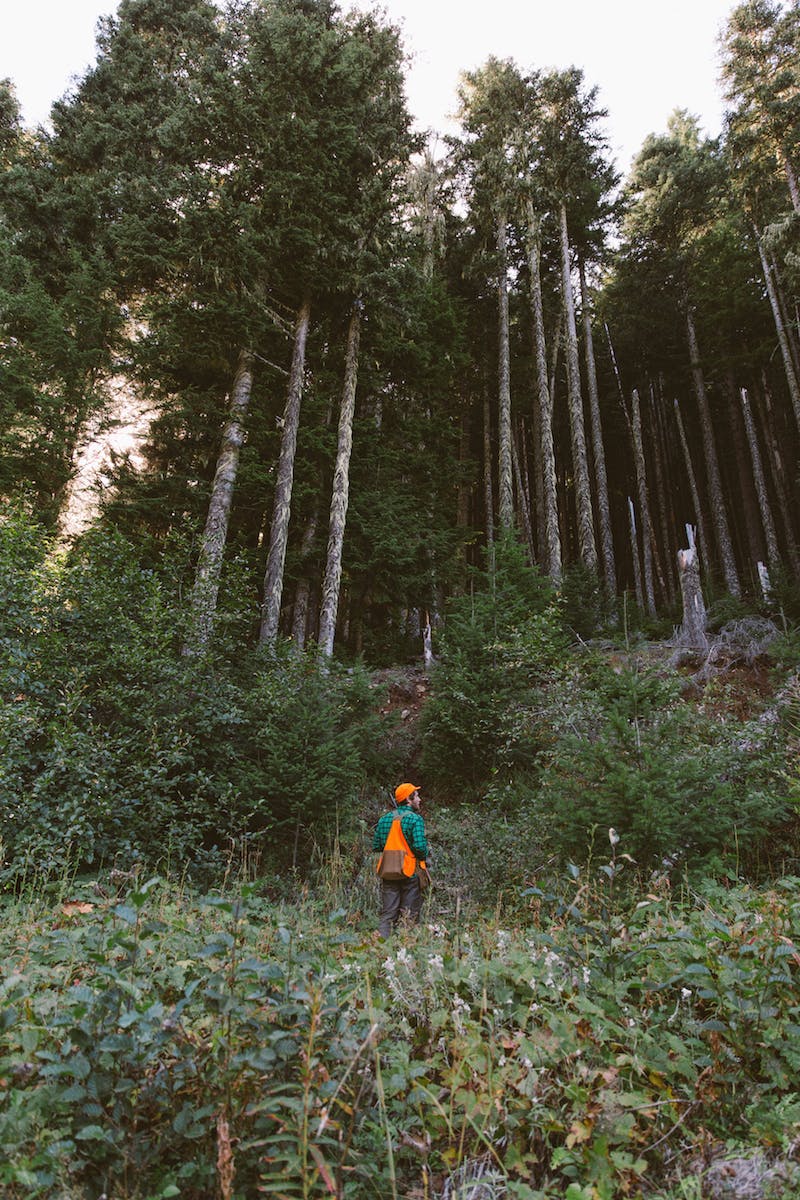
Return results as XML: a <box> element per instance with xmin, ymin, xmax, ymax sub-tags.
<box><xmin>376</xmin><ymin>814</ymin><xmax>418</xmax><ymax>880</ymax></box>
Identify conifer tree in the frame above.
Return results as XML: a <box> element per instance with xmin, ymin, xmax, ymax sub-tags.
<box><xmin>620</xmin><ymin>113</ymin><xmax>742</xmax><ymax>596</ymax></box>
<box><xmin>455</xmin><ymin>58</ymin><xmax>529</xmax><ymax>535</ymax></box>
<box><xmin>536</xmin><ymin>67</ymin><xmax>616</xmax><ymax>575</ymax></box>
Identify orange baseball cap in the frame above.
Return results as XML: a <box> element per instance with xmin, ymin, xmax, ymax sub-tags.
<box><xmin>395</xmin><ymin>783</ymin><xmax>420</xmax><ymax>803</ymax></box>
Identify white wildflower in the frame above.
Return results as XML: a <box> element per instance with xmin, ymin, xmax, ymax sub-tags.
<box><xmin>609</xmin><ymin>827</ymin><xmax>620</xmax><ymax>847</ymax></box>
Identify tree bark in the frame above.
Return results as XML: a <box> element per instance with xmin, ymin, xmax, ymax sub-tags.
<box><xmin>684</xmin><ymin>305</ymin><xmax>741</xmax><ymax>596</ymax></box>
<box><xmin>677</xmin><ymin>546</ymin><xmax>708</xmax><ymax>653</ymax></box>
<box><xmin>511</xmin><ymin>425</ymin><xmax>535</xmax><ymax>564</ymax></box>
<box><xmin>769</xmin><ymin>246</ymin><xmax>800</xmax><ymax>383</ymax></box>
<box><xmin>579</xmin><ymin>259</ymin><xmax>615</xmax><ymax>593</ymax></box>
<box><xmin>725</xmin><ymin>376</ymin><xmax>765</xmax><ymax>578</ymax></box>
<box><xmin>559</xmin><ymin>201</ymin><xmax>597</xmax><ymax>571</ymax></box>
<box><xmin>187</xmin><ymin>348</ymin><xmax>255</xmax><ymax>651</ymax></box>
<box><xmin>631</xmin><ymin>389</ymin><xmax>656</xmax><ymax>616</ymax></box>
<box><xmin>648</xmin><ymin>384</ymin><xmax>677</xmax><ymax>608</ymax></box>
<box><xmin>740</xmin><ymin>387</ymin><xmax>781</xmax><ymax>571</ymax></box>
<box><xmin>783</xmin><ymin>154</ymin><xmax>800</xmax><ymax>215</ymax></box>
<box><xmin>754</xmin><ymin>227</ymin><xmax>800</xmax><ymax>432</ymax></box>
<box><xmin>757</xmin><ymin>376</ymin><xmax>800</xmax><ymax>575</ymax></box>
<box><xmin>673</xmin><ymin>397</ymin><xmax>712</xmax><ymax>578</ymax></box>
<box><xmin>318</xmin><ymin>305</ymin><xmax>361</xmax><ymax>658</ymax></box>
<box><xmin>483</xmin><ymin>383</ymin><xmax>495</xmax><ymax>571</ymax></box>
<box><xmin>260</xmin><ymin>296</ymin><xmax>311</xmax><ymax>646</ymax></box>
<box><xmin>291</xmin><ymin>507</ymin><xmax>319</xmax><ymax>651</ymax></box>
<box><xmin>496</xmin><ymin>210</ymin><xmax>513</xmax><ymax>530</ymax></box>
<box><xmin>526</xmin><ymin>201</ymin><xmax>561</xmax><ymax>581</ymax></box>
<box><xmin>627</xmin><ymin>497</ymin><xmax>644</xmax><ymax>610</ymax></box>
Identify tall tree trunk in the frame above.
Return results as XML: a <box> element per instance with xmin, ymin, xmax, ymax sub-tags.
<box><xmin>517</xmin><ymin>417</ymin><xmax>536</xmax><ymax>558</ymax></box>
<box><xmin>757</xmin><ymin>376</ymin><xmax>800</xmax><ymax>575</ymax></box>
<box><xmin>684</xmin><ymin>305</ymin><xmax>741</xmax><ymax>596</ymax></box>
<box><xmin>579</xmin><ymin>259</ymin><xmax>615</xmax><ymax>593</ymax></box>
<box><xmin>725</xmin><ymin>379</ymin><xmax>765</xmax><ymax>582</ymax></box>
<box><xmin>631</xmin><ymin>389</ymin><xmax>656</xmax><ymax>616</ymax></box>
<box><xmin>559</xmin><ymin>201</ymin><xmax>597</xmax><ymax>571</ymax></box>
<box><xmin>674</xmin><ymin>397</ymin><xmax>712</xmax><ymax>577</ymax></box>
<box><xmin>769</xmin><ymin>247</ymin><xmax>800</xmax><ymax>382</ymax></box>
<box><xmin>754</xmin><ymin>227</ymin><xmax>800</xmax><ymax>432</ymax></box>
<box><xmin>483</xmin><ymin>385</ymin><xmax>495</xmax><ymax>572</ymax></box>
<box><xmin>627</xmin><ymin>497</ymin><xmax>644</xmax><ymax>610</ymax></box>
<box><xmin>783</xmin><ymin>154</ymin><xmax>800</xmax><ymax>215</ymax></box>
<box><xmin>456</xmin><ymin>409</ymin><xmax>471</xmax><ymax>583</ymax></box>
<box><xmin>648</xmin><ymin>385</ymin><xmax>677</xmax><ymax>608</ymax></box>
<box><xmin>260</xmin><ymin>296</ymin><xmax>311</xmax><ymax>646</ymax></box>
<box><xmin>740</xmin><ymin>387</ymin><xmax>781</xmax><ymax>571</ymax></box>
<box><xmin>292</xmin><ymin>506</ymin><xmax>319</xmax><ymax>650</ymax></box>
<box><xmin>511</xmin><ymin>425</ymin><xmax>535</xmax><ymax>564</ymax></box>
<box><xmin>318</xmin><ymin>305</ymin><xmax>361</xmax><ymax>658</ymax></box>
<box><xmin>496</xmin><ymin>210</ymin><xmax>513</xmax><ymax>530</ymax></box>
<box><xmin>549</xmin><ymin>303</ymin><xmax>564</xmax><ymax>412</ymax></box>
<box><xmin>187</xmin><ymin>348</ymin><xmax>254</xmax><ymax>651</ymax></box>
<box><xmin>526</xmin><ymin>201</ymin><xmax>561</xmax><ymax>581</ymax></box>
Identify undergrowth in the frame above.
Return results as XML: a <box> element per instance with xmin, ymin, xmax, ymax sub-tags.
<box><xmin>2</xmin><ymin>866</ymin><xmax>800</xmax><ymax>1199</ymax></box>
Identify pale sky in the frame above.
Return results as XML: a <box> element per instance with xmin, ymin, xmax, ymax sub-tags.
<box><xmin>3</xmin><ymin>0</ymin><xmax>737</xmax><ymax>172</ymax></box>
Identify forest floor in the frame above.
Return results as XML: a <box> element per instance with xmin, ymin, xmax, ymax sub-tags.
<box><xmin>369</xmin><ymin>624</ymin><xmax>782</xmax><ymax>741</ymax></box>
<box><xmin>369</xmin><ymin>664</ymin><xmax>431</xmax><ymax>777</ymax></box>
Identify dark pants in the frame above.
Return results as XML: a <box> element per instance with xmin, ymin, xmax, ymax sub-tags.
<box><xmin>379</xmin><ymin>875</ymin><xmax>422</xmax><ymax>938</ymax></box>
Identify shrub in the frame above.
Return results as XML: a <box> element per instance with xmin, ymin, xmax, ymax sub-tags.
<box><xmin>531</xmin><ymin>659</ymin><xmax>790</xmax><ymax>875</ymax></box>
<box><xmin>419</xmin><ymin>538</ymin><xmax>564</xmax><ymax>795</ymax></box>
<box><xmin>0</xmin><ymin>515</ymin><xmax>390</xmax><ymax>886</ymax></box>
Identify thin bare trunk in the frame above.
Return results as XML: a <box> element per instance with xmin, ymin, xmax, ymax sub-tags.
<box><xmin>517</xmin><ymin>417</ymin><xmax>536</xmax><ymax>558</ymax></box>
<box><xmin>755</xmin><ymin>228</ymin><xmax>800</xmax><ymax>431</ymax></box>
<box><xmin>559</xmin><ymin>203</ymin><xmax>596</xmax><ymax>571</ymax></box>
<box><xmin>757</xmin><ymin>376</ymin><xmax>800</xmax><ymax>575</ymax></box>
<box><xmin>483</xmin><ymin>385</ymin><xmax>495</xmax><ymax>570</ymax></box>
<box><xmin>497</xmin><ymin>211</ymin><xmax>513</xmax><ymax>530</ymax></box>
<box><xmin>549</xmin><ymin>304</ymin><xmax>564</xmax><ymax>410</ymax></box>
<box><xmin>684</xmin><ymin>306</ymin><xmax>740</xmax><ymax>596</ymax></box>
<box><xmin>627</xmin><ymin>497</ymin><xmax>644</xmax><ymax>610</ymax></box>
<box><xmin>631</xmin><ymin>389</ymin><xmax>656</xmax><ymax>616</ymax></box>
<box><xmin>511</xmin><ymin>427</ymin><xmax>535</xmax><ymax>564</ymax></box>
<box><xmin>740</xmin><ymin>388</ymin><xmax>781</xmax><ymax>571</ymax></box>
<box><xmin>318</xmin><ymin>306</ymin><xmax>361</xmax><ymax>658</ymax></box>
<box><xmin>579</xmin><ymin>259</ymin><xmax>615</xmax><ymax>593</ymax></box>
<box><xmin>260</xmin><ymin>296</ymin><xmax>311</xmax><ymax>646</ymax></box>
<box><xmin>674</xmin><ymin>397</ymin><xmax>712</xmax><ymax>577</ymax></box>
<box><xmin>648</xmin><ymin>386</ymin><xmax>677</xmax><ymax>608</ymax></box>
<box><xmin>724</xmin><ymin>377</ymin><xmax>764</xmax><ymax>580</ymax></box>
<box><xmin>187</xmin><ymin>348</ymin><xmax>255</xmax><ymax>651</ymax></box>
<box><xmin>526</xmin><ymin>202</ymin><xmax>561</xmax><ymax>581</ymax></box>
<box><xmin>291</xmin><ymin>507</ymin><xmax>319</xmax><ymax>651</ymax></box>
<box><xmin>769</xmin><ymin>248</ymin><xmax>800</xmax><ymax>383</ymax></box>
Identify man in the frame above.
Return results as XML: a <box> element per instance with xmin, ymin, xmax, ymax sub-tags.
<box><xmin>373</xmin><ymin>782</ymin><xmax>429</xmax><ymax>939</ymax></box>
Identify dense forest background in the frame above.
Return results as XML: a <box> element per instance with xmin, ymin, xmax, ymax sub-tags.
<box><xmin>1</xmin><ymin>0</ymin><xmax>799</xmax><ymax>888</ymax></box>
<box><xmin>4</xmin><ymin>4</ymin><xmax>800</xmax><ymax>1198</ymax></box>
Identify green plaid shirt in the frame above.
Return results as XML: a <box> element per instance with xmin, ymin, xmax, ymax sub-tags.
<box><xmin>373</xmin><ymin>803</ymin><xmax>428</xmax><ymax>860</ymax></box>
